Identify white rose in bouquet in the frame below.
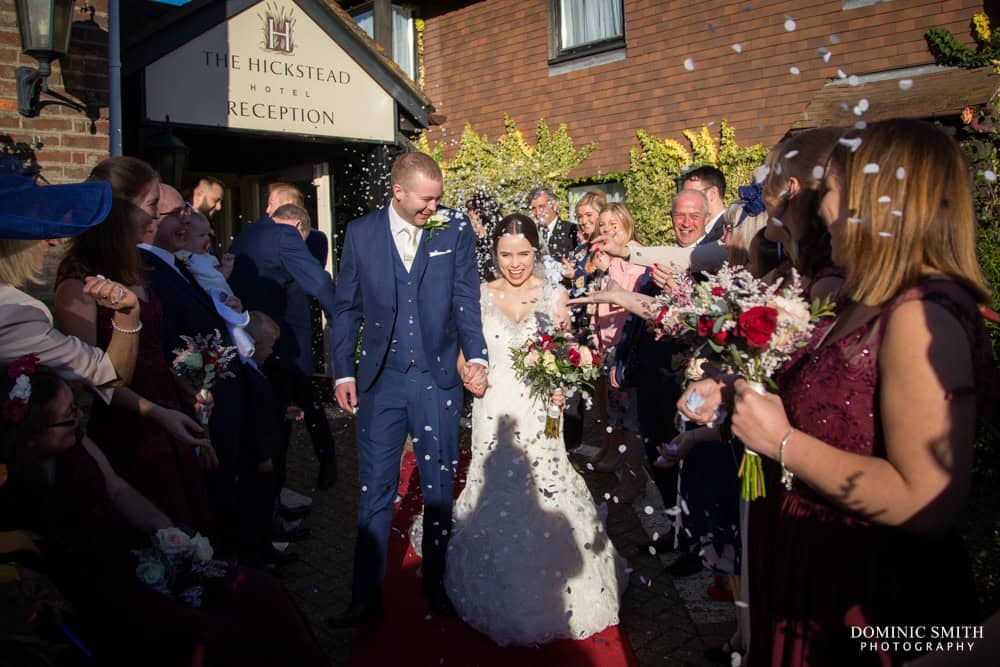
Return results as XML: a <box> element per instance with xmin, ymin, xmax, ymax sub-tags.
<box><xmin>155</xmin><ymin>527</ymin><xmax>193</xmax><ymax>556</ymax></box>
<box><xmin>190</xmin><ymin>533</ymin><xmax>214</xmax><ymax>562</ymax></box>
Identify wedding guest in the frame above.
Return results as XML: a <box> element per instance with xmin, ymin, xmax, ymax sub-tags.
<box><xmin>466</xmin><ymin>190</ymin><xmax>502</xmax><ymax>282</ymax></box>
<box><xmin>0</xmin><ymin>173</ymin><xmax>141</xmax><ymax>398</ymax></box>
<box><xmin>0</xmin><ymin>361</ymin><xmax>328</xmax><ymax>666</ymax></box>
<box><xmin>697</xmin><ymin>119</ymin><xmax>992</xmax><ymax>666</ymax></box>
<box><xmin>56</xmin><ymin>156</ymin><xmax>215</xmax><ymax>536</ymax></box>
<box><xmin>591</xmin><ymin>203</ymin><xmax>647</xmax><ymax>501</ymax></box>
<box><xmin>679</xmin><ymin>165</ymin><xmax>727</xmax><ymax>243</ymax></box>
<box><xmin>528</xmin><ymin>187</ymin><xmax>576</xmax><ymax>262</ymax></box>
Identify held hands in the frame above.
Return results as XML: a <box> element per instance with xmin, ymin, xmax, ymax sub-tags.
<box><xmin>84</xmin><ymin>276</ymin><xmax>139</xmax><ymax>314</ymax></box>
<box><xmin>730</xmin><ymin>379</ymin><xmax>791</xmax><ymax>460</ymax></box>
<box><xmin>335</xmin><ymin>381</ymin><xmax>359</xmax><ymax>415</ymax></box>
<box><xmin>550</xmin><ymin>388</ymin><xmax>566</xmax><ymax>409</ymax></box>
<box><xmin>462</xmin><ymin>362</ymin><xmax>488</xmax><ymax>397</ymax></box>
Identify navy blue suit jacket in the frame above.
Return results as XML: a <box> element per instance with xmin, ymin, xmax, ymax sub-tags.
<box><xmin>228</xmin><ymin>216</ymin><xmax>337</xmax><ymax>376</ymax></box>
<box><xmin>332</xmin><ymin>206</ymin><xmax>487</xmax><ymax>392</ymax></box>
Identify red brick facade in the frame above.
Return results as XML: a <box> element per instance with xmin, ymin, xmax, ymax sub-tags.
<box><xmin>0</xmin><ymin>0</ymin><xmax>110</xmax><ymax>183</ymax></box>
<box><xmin>421</xmin><ymin>0</ymin><xmax>983</xmax><ymax>176</ymax></box>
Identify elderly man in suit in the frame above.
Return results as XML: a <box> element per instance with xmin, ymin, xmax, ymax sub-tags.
<box><xmin>328</xmin><ymin>152</ymin><xmax>487</xmax><ymax>626</ymax></box>
<box><xmin>528</xmin><ymin>186</ymin><xmax>577</xmax><ymax>263</ymax></box>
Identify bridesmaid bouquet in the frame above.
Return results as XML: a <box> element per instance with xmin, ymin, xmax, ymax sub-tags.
<box><xmin>133</xmin><ymin>527</ymin><xmax>227</xmax><ymax>608</ymax></box>
<box><xmin>171</xmin><ymin>330</ymin><xmax>238</xmax><ymax>429</ymax></box>
<box><xmin>666</xmin><ymin>264</ymin><xmax>835</xmax><ymax>499</ymax></box>
<box><xmin>510</xmin><ymin>326</ymin><xmax>602</xmax><ymax>438</ymax></box>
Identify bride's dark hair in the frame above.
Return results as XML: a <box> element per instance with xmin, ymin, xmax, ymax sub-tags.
<box><xmin>491</xmin><ymin>213</ymin><xmax>540</xmax><ymax>252</ymax></box>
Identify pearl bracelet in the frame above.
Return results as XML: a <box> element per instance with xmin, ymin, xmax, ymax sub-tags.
<box><xmin>111</xmin><ymin>318</ymin><xmax>143</xmax><ymax>335</ymax></box>
<box><xmin>779</xmin><ymin>428</ymin><xmax>796</xmax><ymax>490</ymax></box>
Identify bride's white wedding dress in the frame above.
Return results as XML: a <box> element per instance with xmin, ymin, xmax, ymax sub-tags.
<box><xmin>443</xmin><ymin>281</ymin><xmax>628</xmax><ymax>646</ymax></box>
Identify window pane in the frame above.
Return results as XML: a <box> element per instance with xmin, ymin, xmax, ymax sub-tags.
<box><xmin>354</xmin><ymin>9</ymin><xmax>374</xmax><ymax>39</ymax></box>
<box><xmin>392</xmin><ymin>4</ymin><xmax>415</xmax><ymax>80</ymax></box>
<box><xmin>560</xmin><ymin>0</ymin><xmax>623</xmax><ymax>50</ymax></box>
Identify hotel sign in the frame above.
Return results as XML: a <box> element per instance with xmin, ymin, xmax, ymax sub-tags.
<box><xmin>144</xmin><ymin>1</ymin><xmax>396</xmax><ymax>142</ymax></box>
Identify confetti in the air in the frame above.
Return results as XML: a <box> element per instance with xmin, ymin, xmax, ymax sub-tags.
<box><xmin>817</xmin><ymin>47</ymin><xmax>831</xmax><ymax>62</ymax></box>
<box><xmin>878</xmin><ymin>195</ymin><xmax>891</xmax><ymax>203</ymax></box>
<box><xmin>789</xmin><ymin>66</ymin><xmax>801</xmax><ymax>75</ymax></box>
<box><xmin>896</xmin><ymin>167</ymin><xmax>906</xmax><ymax>180</ymax></box>
<box><xmin>863</xmin><ymin>163</ymin><xmax>880</xmax><ymax>174</ymax></box>
<box><xmin>848</xmin><ymin>217</ymin><xmax>864</xmax><ymax>224</ymax></box>
<box><xmin>784</xmin><ymin>150</ymin><xmax>800</xmax><ymax>159</ymax></box>
<box><xmin>878</xmin><ymin>231</ymin><xmax>894</xmax><ymax>238</ymax></box>
<box><xmin>847</xmin><ymin>75</ymin><xmax>860</xmax><ymax>87</ymax></box>
<box><xmin>898</xmin><ymin>79</ymin><xmax>913</xmax><ymax>90</ymax></box>
<box><xmin>784</xmin><ymin>17</ymin><xmax>797</xmax><ymax>31</ymax></box>
<box><xmin>644</xmin><ymin>506</ymin><xmax>654</xmax><ymax>515</ymax></box>
<box><xmin>812</xmin><ymin>165</ymin><xmax>825</xmax><ymax>179</ymax></box>
<box><xmin>984</xmin><ymin>170</ymin><xmax>997</xmax><ymax>183</ymax></box>
<box><xmin>839</xmin><ymin>137</ymin><xmax>863</xmax><ymax>152</ymax></box>
<box><xmin>683</xmin><ymin>58</ymin><xmax>695</xmax><ymax>71</ymax></box>
<box><xmin>732</xmin><ymin>43</ymin><xmax>743</xmax><ymax>53</ymax></box>
<box><xmin>830</xmin><ymin>33</ymin><xmax>841</xmax><ymax>44</ymax></box>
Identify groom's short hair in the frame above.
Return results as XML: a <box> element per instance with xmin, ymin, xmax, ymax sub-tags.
<box><xmin>391</xmin><ymin>152</ymin><xmax>442</xmax><ymax>189</ymax></box>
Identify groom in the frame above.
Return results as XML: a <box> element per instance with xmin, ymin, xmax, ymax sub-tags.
<box><xmin>328</xmin><ymin>152</ymin><xmax>488</xmax><ymax>626</ymax></box>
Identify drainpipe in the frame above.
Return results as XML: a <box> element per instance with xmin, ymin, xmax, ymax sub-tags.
<box><xmin>108</xmin><ymin>0</ymin><xmax>122</xmax><ymax>156</ymax></box>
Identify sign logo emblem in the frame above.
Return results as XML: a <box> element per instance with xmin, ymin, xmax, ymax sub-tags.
<box><xmin>261</xmin><ymin>2</ymin><xmax>295</xmax><ymax>54</ymax></box>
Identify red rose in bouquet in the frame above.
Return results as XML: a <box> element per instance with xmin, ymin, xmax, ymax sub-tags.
<box><xmin>737</xmin><ymin>306</ymin><xmax>778</xmax><ymax>348</ymax></box>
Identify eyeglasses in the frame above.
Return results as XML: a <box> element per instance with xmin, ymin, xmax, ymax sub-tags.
<box><xmin>158</xmin><ymin>203</ymin><xmax>193</xmax><ymax>219</ymax></box>
<box><xmin>47</xmin><ymin>402</ymin><xmax>80</xmax><ymax>429</ymax></box>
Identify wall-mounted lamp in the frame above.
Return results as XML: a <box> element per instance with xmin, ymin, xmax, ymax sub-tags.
<box><xmin>14</xmin><ymin>0</ymin><xmax>90</xmax><ymax>118</ymax></box>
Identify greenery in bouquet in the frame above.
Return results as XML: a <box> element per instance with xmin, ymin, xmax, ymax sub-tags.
<box><xmin>171</xmin><ymin>330</ymin><xmax>238</xmax><ymax>426</ymax></box>
<box><xmin>510</xmin><ymin>326</ymin><xmax>602</xmax><ymax>437</ymax></box>
<box><xmin>133</xmin><ymin>527</ymin><xmax>227</xmax><ymax>609</ymax></box>
<box><xmin>657</xmin><ymin>264</ymin><xmax>836</xmax><ymax>499</ymax></box>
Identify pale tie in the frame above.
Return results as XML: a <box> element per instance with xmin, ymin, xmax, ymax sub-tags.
<box><xmin>539</xmin><ymin>224</ymin><xmax>550</xmax><ymax>252</ymax></box>
<box><xmin>401</xmin><ymin>225</ymin><xmax>419</xmax><ymax>272</ymax></box>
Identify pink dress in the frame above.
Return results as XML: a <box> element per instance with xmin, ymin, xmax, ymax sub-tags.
<box><xmin>595</xmin><ymin>244</ymin><xmax>647</xmax><ymax>350</ymax></box>
<box><xmin>747</xmin><ymin>278</ymin><xmax>992</xmax><ymax>667</ymax></box>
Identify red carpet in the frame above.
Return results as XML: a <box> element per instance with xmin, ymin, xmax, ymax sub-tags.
<box><xmin>350</xmin><ymin>450</ymin><xmax>638</xmax><ymax>667</ymax></box>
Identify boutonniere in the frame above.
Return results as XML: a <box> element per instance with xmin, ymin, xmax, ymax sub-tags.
<box><xmin>423</xmin><ymin>212</ymin><xmax>450</xmax><ymax>238</ymax></box>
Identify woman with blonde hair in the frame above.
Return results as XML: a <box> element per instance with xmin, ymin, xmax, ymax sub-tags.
<box><xmin>721</xmin><ymin>119</ymin><xmax>992</xmax><ymax>665</ymax></box>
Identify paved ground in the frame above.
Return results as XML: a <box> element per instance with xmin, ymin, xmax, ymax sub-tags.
<box><xmin>279</xmin><ymin>404</ymin><xmax>736</xmax><ymax>666</ymax></box>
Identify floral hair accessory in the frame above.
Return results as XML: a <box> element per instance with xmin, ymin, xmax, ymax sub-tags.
<box><xmin>3</xmin><ymin>354</ymin><xmax>38</xmax><ymax>424</ymax></box>
<box><xmin>734</xmin><ymin>181</ymin><xmax>766</xmax><ymax>229</ymax></box>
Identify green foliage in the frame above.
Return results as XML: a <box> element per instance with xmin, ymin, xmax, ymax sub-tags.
<box><xmin>623</xmin><ymin>122</ymin><xmax>768</xmax><ymax>245</ymax></box>
<box><xmin>925</xmin><ymin>26</ymin><xmax>994</xmax><ymax>68</ymax></box>
<box><xmin>420</xmin><ymin>115</ymin><xmax>596</xmax><ymax>215</ymax></box>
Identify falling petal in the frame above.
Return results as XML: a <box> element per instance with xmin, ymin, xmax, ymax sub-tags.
<box><xmin>863</xmin><ymin>163</ymin><xmax>880</xmax><ymax>174</ymax></box>
<box><xmin>896</xmin><ymin>167</ymin><xmax>906</xmax><ymax>180</ymax></box>
<box><xmin>812</xmin><ymin>165</ymin><xmax>825</xmax><ymax>179</ymax></box>
<box><xmin>784</xmin><ymin>150</ymin><xmax>800</xmax><ymax>159</ymax></box>
<box><xmin>830</xmin><ymin>33</ymin><xmax>841</xmax><ymax>44</ymax></box>
<box><xmin>879</xmin><ymin>231</ymin><xmax>893</xmax><ymax>237</ymax></box>
<box><xmin>817</xmin><ymin>47</ymin><xmax>831</xmax><ymax>62</ymax></box>
<box><xmin>837</xmin><ymin>69</ymin><xmax>847</xmax><ymax>79</ymax></box>
<box><xmin>648</xmin><ymin>546</ymin><xmax>657</xmax><ymax>556</ymax></box>
<box><xmin>848</xmin><ymin>75</ymin><xmax>860</xmax><ymax>86</ymax></box>
<box><xmin>898</xmin><ymin>79</ymin><xmax>913</xmax><ymax>90</ymax></box>
<box><xmin>839</xmin><ymin>137</ymin><xmax>863</xmax><ymax>152</ymax></box>
<box><xmin>618</xmin><ymin>444</ymin><xmax>627</xmax><ymax>453</ymax></box>
<box><xmin>732</xmin><ymin>43</ymin><xmax>743</xmax><ymax>53</ymax></box>
<box><xmin>857</xmin><ymin>98</ymin><xmax>869</xmax><ymax>112</ymax></box>
<box><xmin>878</xmin><ymin>195</ymin><xmax>891</xmax><ymax>203</ymax></box>
<box><xmin>644</xmin><ymin>506</ymin><xmax>654</xmax><ymax>515</ymax></box>
<box><xmin>770</xmin><ymin>218</ymin><xmax>785</xmax><ymax>227</ymax></box>
<box><xmin>361</xmin><ymin>485</ymin><xmax>368</xmax><ymax>492</ymax></box>
<box><xmin>848</xmin><ymin>217</ymin><xmax>864</xmax><ymax>224</ymax></box>
<box><xmin>984</xmin><ymin>170</ymin><xmax>997</xmax><ymax>183</ymax></box>
<box><xmin>854</xmin><ymin>121</ymin><xmax>867</xmax><ymax>130</ymax></box>
<box><xmin>784</xmin><ymin>17</ymin><xmax>797</xmax><ymax>31</ymax></box>
<box><xmin>683</xmin><ymin>57</ymin><xmax>695</xmax><ymax>71</ymax></box>
<box><xmin>891</xmin><ymin>210</ymin><xmax>903</xmax><ymax>217</ymax></box>
<box><xmin>789</xmin><ymin>66</ymin><xmax>801</xmax><ymax>75</ymax></box>
<box><xmin>735</xmin><ymin>600</ymin><xmax>750</xmax><ymax>608</ymax></box>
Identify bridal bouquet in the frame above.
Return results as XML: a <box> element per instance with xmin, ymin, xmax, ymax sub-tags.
<box><xmin>133</xmin><ymin>527</ymin><xmax>228</xmax><ymax>608</ymax></box>
<box><xmin>510</xmin><ymin>326</ymin><xmax>602</xmax><ymax>438</ymax></box>
<box><xmin>667</xmin><ymin>264</ymin><xmax>835</xmax><ymax>500</ymax></box>
<box><xmin>171</xmin><ymin>330</ymin><xmax>238</xmax><ymax>429</ymax></box>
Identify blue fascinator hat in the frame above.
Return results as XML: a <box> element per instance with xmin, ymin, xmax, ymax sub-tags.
<box><xmin>0</xmin><ymin>156</ymin><xmax>112</xmax><ymax>240</ymax></box>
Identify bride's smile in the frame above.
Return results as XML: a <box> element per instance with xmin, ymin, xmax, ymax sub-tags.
<box><xmin>496</xmin><ymin>233</ymin><xmax>536</xmax><ymax>287</ymax></box>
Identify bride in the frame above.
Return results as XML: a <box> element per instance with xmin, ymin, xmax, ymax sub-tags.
<box><xmin>443</xmin><ymin>213</ymin><xmax>628</xmax><ymax>646</ymax></box>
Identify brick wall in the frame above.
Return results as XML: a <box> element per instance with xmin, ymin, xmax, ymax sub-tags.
<box><xmin>0</xmin><ymin>0</ymin><xmax>110</xmax><ymax>183</ymax></box>
<box><xmin>422</xmin><ymin>0</ymin><xmax>982</xmax><ymax>177</ymax></box>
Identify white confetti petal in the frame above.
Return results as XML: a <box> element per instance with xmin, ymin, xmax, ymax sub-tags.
<box><xmin>770</xmin><ymin>218</ymin><xmax>785</xmax><ymax>227</ymax></box>
<box><xmin>854</xmin><ymin>121</ymin><xmax>867</xmax><ymax>130</ymax></box>
<box><xmin>617</xmin><ymin>444</ymin><xmax>627</xmax><ymax>453</ymax></box>
<box><xmin>683</xmin><ymin>57</ymin><xmax>695</xmax><ymax>71</ymax></box>
<box><xmin>361</xmin><ymin>485</ymin><xmax>368</xmax><ymax>492</ymax></box>
<box><xmin>817</xmin><ymin>47</ymin><xmax>831</xmax><ymax>62</ymax></box>
<box><xmin>644</xmin><ymin>506</ymin><xmax>654</xmax><ymax>515</ymax></box>
<box><xmin>878</xmin><ymin>231</ymin><xmax>894</xmax><ymax>238</ymax></box>
<box><xmin>789</xmin><ymin>66</ymin><xmax>801</xmax><ymax>75</ymax></box>
<box><xmin>898</xmin><ymin>79</ymin><xmax>913</xmax><ymax>90</ymax></box>
<box><xmin>784</xmin><ymin>18</ymin><xmax>797</xmax><ymax>31</ymax></box>
<box><xmin>984</xmin><ymin>170</ymin><xmax>997</xmax><ymax>183</ymax></box>
<box><xmin>424</xmin><ymin>425</ymin><xmax>433</xmax><ymax>431</ymax></box>
<box><xmin>812</xmin><ymin>165</ymin><xmax>825</xmax><ymax>179</ymax></box>
<box><xmin>896</xmin><ymin>167</ymin><xmax>906</xmax><ymax>180</ymax></box>
<box><xmin>424</xmin><ymin>454</ymin><xmax>432</xmax><ymax>460</ymax></box>
<box><xmin>839</xmin><ymin>137</ymin><xmax>863</xmax><ymax>152</ymax></box>
<box><xmin>863</xmin><ymin>163</ymin><xmax>880</xmax><ymax>174</ymax></box>
<box><xmin>878</xmin><ymin>195</ymin><xmax>891</xmax><ymax>203</ymax></box>
<box><xmin>891</xmin><ymin>210</ymin><xmax>903</xmax><ymax>217</ymax></box>
<box><xmin>731</xmin><ymin>43</ymin><xmax>743</xmax><ymax>53</ymax></box>
<box><xmin>848</xmin><ymin>217</ymin><xmax>864</xmax><ymax>224</ymax></box>
<box><xmin>784</xmin><ymin>150</ymin><xmax>800</xmax><ymax>159</ymax></box>
<box><xmin>837</xmin><ymin>69</ymin><xmax>847</xmax><ymax>79</ymax></box>
<box><xmin>830</xmin><ymin>33</ymin><xmax>841</xmax><ymax>44</ymax></box>
<box><xmin>857</xmin><ymin>98</ymin><xmax>869</xmax><ymax>112</ymax></box>
<box><xmin>848</xmin><ymin>75</ymin><xmax>860</xmax><ymax>87</ymax></box>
